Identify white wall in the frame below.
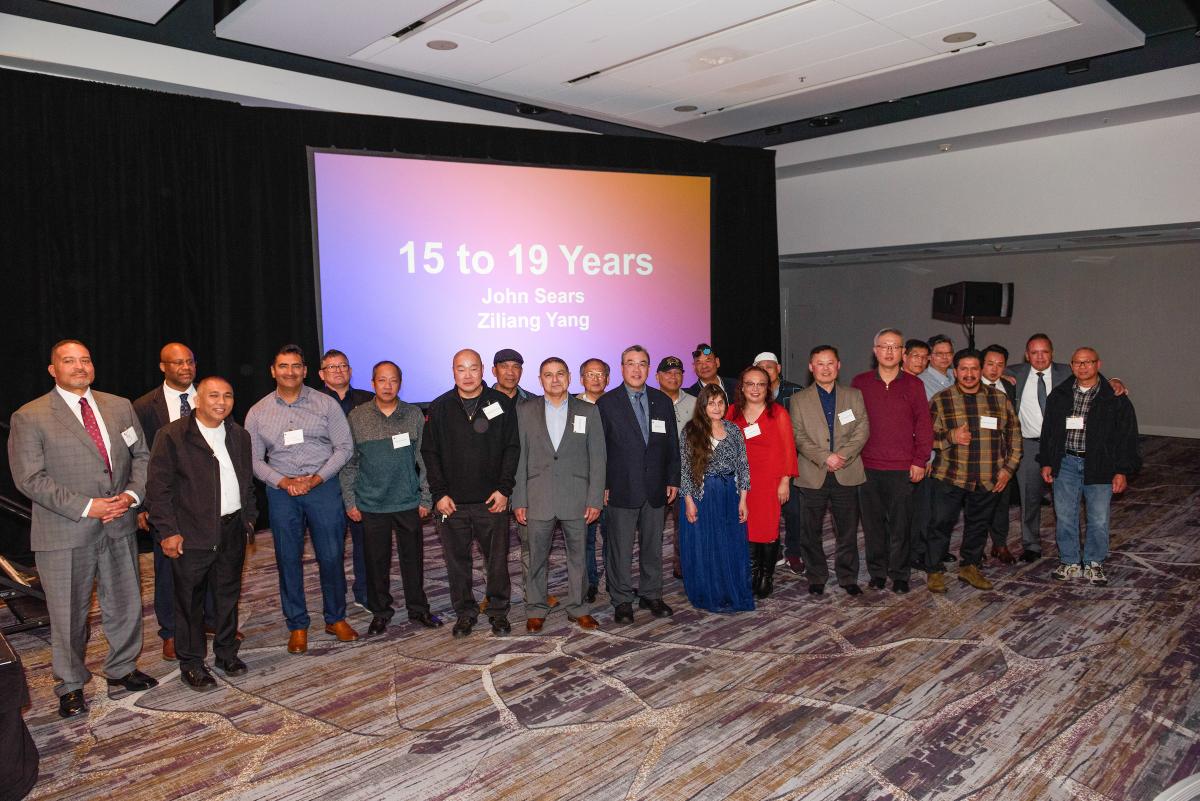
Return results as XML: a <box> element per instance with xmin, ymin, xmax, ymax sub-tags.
<box><xmin>779</xmin><ymin>242</ymin><xmax>1200</xmax><ymax>437</ymax></box>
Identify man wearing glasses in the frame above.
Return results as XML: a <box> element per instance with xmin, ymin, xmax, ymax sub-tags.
<box><xmin>318</xmin><ymin>349</ymin><xmax>374</xmax><ymax>612</ymax></box>
<box><xmin>685</xmin><ymin>343</ymin><xmax>736</xmax><ymax>399</ymax></box>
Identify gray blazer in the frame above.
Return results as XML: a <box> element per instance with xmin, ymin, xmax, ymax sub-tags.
<box><xmin>1006</xmin><ymin>362</ymin><xmax>1072</xmax><ymax>412</ymax></box>
<box><xmin>789</xmin><ymin>382</ymin><xmax>869</xmax><ymax>489</ymax></box>
<box><xmin>8</xmin><ymin>389</ymin><xmax>149</xmax><ymax>551</ymax></box>
<box><xmin>512</xmin><ymin>395</ymin><xmax>606</xmax><ymax>521</ymax></box>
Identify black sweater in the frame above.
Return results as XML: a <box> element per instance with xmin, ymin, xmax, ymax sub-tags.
<box><xmin>1038</xmin><ymin>373</ymin><xmax>1141</xmax><ymax>484</ymax></box>
<box><xmin>422</xmin><ymin>386</ymin><xmax>519</xmax><ymax>504</ymax></box>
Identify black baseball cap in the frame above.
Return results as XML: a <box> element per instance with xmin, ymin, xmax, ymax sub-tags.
<box><xmin>493</xmin><ymin>348</ymin><xmax>524</xmax><ymax>366</ymax></box>
<box><xmin>657</xmin><ymin>356</ymin><xmax>684</xmax><ymax>373</ymax></box>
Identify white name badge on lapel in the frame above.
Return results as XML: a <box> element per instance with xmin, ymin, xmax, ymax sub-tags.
<box><xmin>744</xmin><ymin>423</ymin><xmax>761</xmax><ymax>439</ymax></box>
<box><xmin>483</xmin><ymin>402</ymin><xmax>503</xmax><ymax>420</ymax></box>
<box><xmin>392</xmin><ymin>432</ymin><xmax>411</xmax><ymax>448</ymax></box>
<box><xmin>980</xmin><ymin>416</ymin><xmax>998</xmax><ymax>430</ymax></box>
<box><xmin>283</xmin><ymin>429</ymin><xmax>304</xmax><ymax>446</ymax></box>
<box><xmin>838</xmin><ymin>409</ymin><xmax>856</xmax><ymax>425</ymax></box>
<box><xmin>651</xmin><ymin>419</ymin><xmax>667</xmax><ymax>434</ymax></box>
<box><xmin>573</xmin><ymin>415</ymin><xmax>587</xmax><ymax>434</ymax></box>
<box><xmin>1066</xmin><ymin>416</ymin><xmax>1085</xmax><ymax>430</ymax></box>
<box><xmin>121</xmin><ymin>427</ymin><xmax>138</xmax><ymax>447</ymax></box>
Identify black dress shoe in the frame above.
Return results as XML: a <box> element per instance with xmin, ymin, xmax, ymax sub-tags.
<box><xmin>1021</xmin><ymin>549</ymin><xmax>1042</xmax><ymax>563</ymax></box>
<box><xmin>638</xmin><ymin>597</ymin><xmax>673</xmax><ymax>618</ymax></box>
<box><xmin>214</xmin><ymin>657</ymin><xmax>248</xmax><ymax>676</ymax></box>
<box><xmin>58</xmin><ymin>689</ymin><xmax>87</xmax><ymax>718</ymax></box>
<box><xmin>367</xmin><ymin>617</ymin><xmax>388</xmax><ymax>636</ymax></box>
<box><xmin>841</xmin><ymin>584</ymin><xmax>863</xmax><ymax>596</ymax></box>
<box><xmin>672</xmin><ymin>568</ymin><xmax>683</xmax><ymax>581</ymax></box>
<box><xmin>452</xmin><ymin>616</ymin><xmax>474</xmax><ymax>638</ymax></box>
<box><xmin>180</xmin><ymin>666</ymin><xmax>217</xmax><ymax>691</ymax></box>
<box><xmin>411</xmin><ymin>612</ymin><xmax>443</xmax><ymax>628</ymax></box>
<box><xmin>586</xmin><ymin>584</ymin><xmax>598</xmax><ymax>603</ymax></box>
<box><xmin>809</xmin><ymin>584</ymin><xmax>825</xmax><ymax>595</ymax></box>
<box><xmin>893</xmin><ymin>580</ymin><xmax>910</xmax><ymax>594</ymax></box>
<box><xmin>868</xmin><ymin>577</ymin><xmax>887</xmax><ymax>589</ymax></box>
<box><xmin>613</xmin><ymin>602</ymin><xmax>635</xmax><ymax>624</ymax></box>
<box><xmin>489</xmin><ymin>616</ymin><xmax>511</xmax><ymax>635</ymax></box>
<box><xmin>106</xmin><ymin>669</ymin><xmax>159</xmax><ymax>692</ymax></box>
<box><xmin>942</xmin><ymin>553</ymin><xmax>958</xmax><ymax>563</ymax></box>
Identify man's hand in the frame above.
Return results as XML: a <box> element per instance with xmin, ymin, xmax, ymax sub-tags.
<box><xmin>825</xmin><ymin>453</ymin><xmax>847</xmax><ymax>471</ymax></box>
<box><xmin>100</xmin><ymin>494</ymin><xmax>134</xmax><ymax>523</ymax></box>
<box><xmin>1110</xmin><ymin>378</ymin><xmax>1128</xmax><ymax>397</ymax></box>
<box><xmin>346</xmin><ymin>506</ymin><xmax>362</xmax><ymax>523</ymax></box>
<box><xmin>160</xmin><ymin>534</ymin><xmax>184</xmax><ymax>558</ymax></box>
<box><xmin>951</xmin><ymin>423</ymin><xmax>971</xmax><ymax>446</ymax></box>
<box><xmin>137</xmin><ymin>511</ymin><xmax>150</xmax><ymax>531</ymax></box>
<box><xmin>1112</xmin><ymin>473</ymin><xmax>1127</xmax><ymax>493</ymax></box>
<box><xmin>485</xmin><ymin>490</ymin><xmax>508</xmax><ymax>514</ymax></box>
<box><xmin>278</xmin><ymin>477</ymin><xmax>310</xmax><ymax>497</ymax></box>
<box><xmin>418</xmin><ymin>506</ymin><xmax>430</xmax><ymax>519</ymax></box>
<box><xmin>514</xmin><ymin>507</ymin><xmax>528</xmax><ymax>526</ymax></box>
<box><xmin>86</xmin><ymin>497</ymin><xmax>117</xmax><ymax>520</ymax></box>
<box><xmin>685</xmin><ymin>496</ymin><xmax>698</xmax><ymax>524</ymax></box>
<box><xmin>666</xmin><ymin>486</ymin><xmax>678</xmax><ymax>504</ymax></box>
<box><xmin>604</xmin><ymin>489</ymin><xmax>610</xmax><ymax>506</ymax></box>
<box><xmin>993</xmin><ymin>470</ymin><xmax>1011</xmax><ymax>493</ymax></box>
<box><xmin>435</xmin><ymin>496</ymin><xmax>456</xmax><ymax>518</ymax></box>
<box><xmin>909</xmin><ymin>464</ymin><xmax>927</xmax><ymax>483</ymax></box>
<box><xmin>1002</xmin><ymin>374</ymin><xmax>1017</xmax><ymax>386</ymax></box>
<box><xmin>776</xmin><ymin>477</ymin><xmax>790</xmax><ymax>504</ymax></box>
<box><xmin>584</xmin><ymin>506</ymin><xmax>601</xmax><ymax>525</ymax></box>
<box><xmin>1041</xmin><ymin>466</ymin><xmax>1054</xmax><ymax>485</ymax></box>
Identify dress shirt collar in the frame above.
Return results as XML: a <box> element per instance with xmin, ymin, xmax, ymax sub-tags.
<box><xmin>55</xmin><ymin>384</ymin><xmax>96</xmax><ymax>409</ymax></box>
<box><xmin>272</xmin><ymin>384</ymin><xmax>313</xmax><ymax>406</ymax></box>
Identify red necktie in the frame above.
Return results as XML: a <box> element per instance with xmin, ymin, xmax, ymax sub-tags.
<box><xmin>79</xmin><ymin>397</ymin><xmax>112</xmax><ymax>474</ymax></box>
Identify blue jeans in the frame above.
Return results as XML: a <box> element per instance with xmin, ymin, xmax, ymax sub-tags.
<box><xmin>267</xmin><ymin>479</ymin><xmax>348</xmax><ymax>630</ymax></box>
<box><xmin>585</xmin><ymin>509</ymin><xmax>606</xmax><ymax>588</ymax></box>
<box><xmin>347</xmin><ymin>514</ymin><xmax>367</xmax><ymax>605</ymax></box>
<box><xmin>1052</xmin><ymin>454</ymin><xmax>1113</xmax><ymax>565</ymax></box>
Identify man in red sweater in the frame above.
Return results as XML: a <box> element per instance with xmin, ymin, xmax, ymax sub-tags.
<box><xmin>851</xmin><ymin>329</ymin><xmax>934</xmax><ymax>594</ymax></box>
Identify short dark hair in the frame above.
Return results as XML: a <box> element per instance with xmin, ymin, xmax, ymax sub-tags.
<box><xmin>539</xmin><ymin>356</ymin><xmax>568</xmax><ymax>373</ymax></box>
<box><xmin>580</xmin><ymin>358</ymin><xmax>610</xmax><ymax>377</ymax></box>
<box><xmin>809</xmin><ymin>344</ymin><xmax>839</xmax><ymax>360</ymax></box>
<box><xmin>320</xmin><ymin>349</ymin><xmax>348</xmax><ymax>366</ymax></box>
<box><xmin>273</xmin><ymin>344</ymin><xmax>305</xmax><ymax>365</ymax></box>
<box><xmin>1025</xmin><ymin>332</ymin><xmax>1053</xmax><ymax>349</ymax></box>
<box><xmin>927</xmin><ymin>334</ymin><xmax>953</xmax><ymax>350</ymax></box>
<box><xmin>50</xmin><ymin>339</ymin><xmax>86</xmax><ymax>362</ymax></box>
<box><xmin>904</xmin><ymin>339</ymin><xmax>929</xmax><ymax>355</ymax></box>
<box><xmin>953</xmin><ymin>348</ymin><xmax>982</xmax><ymax>369</ymax></box>
<box><xmin>196</xmin><ymin>375</ymin><xmax>233</xmax><ymax>393</ymax></box>
<box><xmin>371</xmin><ymin>360</ymin><xmax>402</xmax><ymax>381</ymax></box>
<box><xmin>981</xmin><ymin>344</ymin><xmax>1009</xmax><ymax>363</ymax></box>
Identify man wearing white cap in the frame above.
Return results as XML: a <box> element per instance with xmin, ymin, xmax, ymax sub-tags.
<box><xmin>755</xmin><ymin>352</ymin><xmax>804</xmax><ymax>409</ymax></box>
<box><xmin>755</xmin><ymin>352</ymin><xmax>805</xmax><ymax>573</ymax></box>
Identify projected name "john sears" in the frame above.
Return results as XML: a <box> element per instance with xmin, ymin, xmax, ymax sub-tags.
<box><xmin>400</xmin><ymin>242</ymin><xmax>653</xmax><ymax>276</ymax></box>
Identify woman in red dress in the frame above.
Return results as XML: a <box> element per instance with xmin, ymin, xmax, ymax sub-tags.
<box><xmin>727</xmin><ymin>365</ymin><xmax>798</xmax><ymax>598</ymax></box>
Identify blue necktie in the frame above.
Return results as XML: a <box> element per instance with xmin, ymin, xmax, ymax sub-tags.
<box><xmin>633</xmin><ymin>391</ymin><xmax>649</xmax><ymax>444</ymax></box>
<box><xmin>179</xmin><ymin>392</ymin><xmax>192</xmax><ymax>418</ymax></box>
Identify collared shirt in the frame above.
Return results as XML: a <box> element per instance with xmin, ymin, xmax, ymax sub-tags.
<box><xmin>245</xmin><ymin>385</ymin><xmax>353</xmax><ymax>488</ymax></box>
<box><xmin>918</xmin><ymin>366</ymin><xmax>955</xmax><ymax>401</ymax></box>
<box><xmin>55</xmin><ymin>385</ymin><xmax>141</xmax><ymax>514</ymax></box>
<box><xmin>930</xmin><ymin>384</ymin><xmax>1022</xmax><ymax>491</ymax></box>
<box><xmin>624</xmin><ymin>383</ymin><xmax>649</xmax><ymax>426</ymax></box>
<box><xmin>1018</xmin><ymin>368</ymin><xmax>1053</xmax><ymax>439</ymax></box>
<box><xmin>545</xmin><ymin>395</ymin><xmax>569</xmax><ymax>451</ymax></box>
<box><xmin>163</xmin><ymin>382</ymin><xmax>197</xmax><ymax>423</ymax></box>
<box><xmin>196</xmin><ymin>420</ymin><xmax>242</xmax><ymax>515</ymax></box>
<box><xmin>341</xmin><ymin>399</ymin><xmax>430</xmax><ymax>513</ymax></box>
<box><xmin>321</xmin><ymin>385</ymin><xmax>373</xmax><ymax>418</ymax></box>
<box><xmin>1066</xmin><ymin>381</ymin><xmax>1099</xmax><ymax>452</ymax></box>
<box><xmin>575</xmin><ymin>392</ymin><xmax>601</xmax><ymax>404</ymax></box>
<box><xmin>816</xmin><ymin>384</ymin><xmax>836</xmax><ymax>449</ymax></box>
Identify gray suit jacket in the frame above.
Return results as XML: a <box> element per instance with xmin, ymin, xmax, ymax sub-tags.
<box><xmin>512</xmin><ymin>395</ymin><xmax>606</xmax><ymax>521</ymax></box>
<box><xmin>8</xmin><ymin>389</ymin><xmax>149</xmax><ymax>551</ymax></box>
<box><xmin>789</xmin><ymin>383</ymin><xmax>869</xmax><ymax>489</ymax></box>
<box><xmin>1006</xmin><ymin>362</ymin><xmax>1072</xmax><ymax>417</ymax></box>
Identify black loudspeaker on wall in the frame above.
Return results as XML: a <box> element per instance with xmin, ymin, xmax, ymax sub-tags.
<box><xmin>932</xmin><ymin>281</ymin><xmax>1014</xmax><ymax>324</ymax></box>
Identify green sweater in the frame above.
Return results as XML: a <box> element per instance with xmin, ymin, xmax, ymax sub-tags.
<box><xmin>340</xmin><ymin>400</ymin><xmax>431</xmax><ymax>513</ymax></box>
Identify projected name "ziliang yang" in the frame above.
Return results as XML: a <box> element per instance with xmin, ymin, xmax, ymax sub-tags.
<box><xmin>400</xmin><ymin>242</ymin><xmax>654</xmax><ymax>276</ymax></box>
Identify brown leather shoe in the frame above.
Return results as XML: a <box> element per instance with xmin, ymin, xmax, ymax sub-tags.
<box><xmin>927</xmin><ymin>571</ymin><xmax>947</xmax><ymax>594</ymax></box>
<box><xmin>525</xmin><ymin>617</ymin><xmax>544</xmax><ymax>633</ymax></box>
<box><xmin>324</xmin><ymin>620</ymin><xmax>360</xmax><ymax>642</ymax></box>
<box><xmin>287</xmin><ymin>629</ymin><xmax>307</xmax><ymax>654</ymax></box>
<box><xmin>958</xmin><ymin>564</ymin><xmax>994</xmax><ymax>590</ymax></box>
<box><xmin>478</xmin><ymin>597</ymin><xmax>489</xmax><ymax>612</ymax></box>
<box><xmin>547</xmin><ymin>595</ymin><xmax>560</xmax><ymax>608</ymax></box>
<box><xmin>991</xmin><ymin>545</ymin><xmax>1016</xmax><ymax>564</ymax></box>
<box><xmin>162</xmin><ymin>637</ymin><xmax>176</xmax><ymax>661</ymax></box>
<box><xmin>567</xmin><ymin>614</ymin><xmax>599</xmax><ymax>631</ymax></box>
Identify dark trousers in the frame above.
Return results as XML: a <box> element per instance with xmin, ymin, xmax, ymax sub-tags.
<box><xmin>585</xmin><ymin>509</ymin><xmax>605</xmax><ymax>588</ymax></box>
<box><xmin>605</xmin><ymin>502</ymin><xmax>665</xmax><ymax>606</ymax></box>
<box><xmin>928</xmin><ymin>479</ymin><xmax>1001</xmax><ymax>572</ymax></box>
<box><xmin>798</xmin><ymin>475</ymin><xmax>861</xmax><ymax>586</ymax></box>
<box><xmin>153</xmin><ymin>530</ymin><xmax>215</xmax><ymax>640</ymax></box>
<box><xmin>988</xmin><ymin>482</ymin><xmax>1013</xmax><ymax>549</ymax></box>
<box><xmin>909</xmin><ymin>476</ymin><xmax>933</xmax><ymax>565</ymax></box>
<box><xmin>347</xmin><ymin>514</ymin><xmax>367</xmax><ymax>606</ymax></box>
<box><xmin>782</xmin><ymin>484</ymin><xmax>805</xmax><ymax>557</ymax></box>
<box><xmin>437</xmin><ymin>503</ymin><xmax>510</xmax><ymax>619</ymax></box>
<box><xmin>171</xmin><ymin>514</ymin><xmax>246</xmax><ymax>671</ymax></box>
<box><xmin>859</xmin><ymin>469</ymin><xmax>913</xmax><ymax>582</ymax></box>
<box><xmin>361</xmin><ymin>509</ymin><xmax>430</xmax><ymax>621</ymax></box>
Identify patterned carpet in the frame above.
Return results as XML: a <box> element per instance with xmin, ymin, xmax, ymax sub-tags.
<box><xmin>6</xmin><ymin>435</ymin><xmax>1200</xmax><ymax>801</ymax></box>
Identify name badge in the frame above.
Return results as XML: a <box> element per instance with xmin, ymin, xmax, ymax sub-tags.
<box><xmin>838</xmin><ymin>409</ymin><xmax>856</xmax><ymax>425</ymax></box>
<box><xmin>650</xmin><ymin>419</ymin><xmax>667</xmax><ymax>434</ymax></box>
<box><xmin>1066</xmin><ymin>416</ymin><xmax>1085</xmax><ymax>430</ymax></box>
<box><xmin>283</xmin><ymin>429</ymin><xmax>304</xmax><ymax>446</ymax></box>
<box><xmin>980</xmin><ymin>416</ymin><xmax>998</xmax><ymax>430</ymax></box>
<box><xmin>392</xmin><ymin>432</ymin><xmax>411</xmax><ymax>448</ymax></box>
<box><xmin>483</xmin><ymin>402</ymin><xmax>503</xmax><ymax>420</ymax></box>
<box><xmin>121</xmin><ymin>426</ymin><xmax>138</xmax><ymax>447</ymax></box>
<box><xmin>744</xmin><ymin>423</ymin><xmax>761</xmax><ymax>439</ymax></box>
<box><xmin>573</xmin><ymin>415</ymin><xmax>587</xmax><ymax>434</ymax></box>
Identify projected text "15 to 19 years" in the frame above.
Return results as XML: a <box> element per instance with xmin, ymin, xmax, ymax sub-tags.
<box><xmin>400</xmin><ymin>242</ymin><xmax>654</xmax><ymax>276</ymax></box>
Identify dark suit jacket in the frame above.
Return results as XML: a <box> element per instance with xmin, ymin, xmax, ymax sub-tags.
<box><xmin>684</xmin><ymin>376</ymin><xmax>736</xmax><ymax>399</ymax></box>
<box><xmin>596</xmin><ymin>385</ymin><xmax>680</xmax><ymax>509</ymax></box>
<box><xmin>146</xmin><ymin>415</ymin><xmax>257</xmax><ymax>550</ymax></box>
<box><xmin>1005</xmin><ymin>362</ymin><xmax>1072</xmax><ymax>420</ymax></box>
<box><xmin>133</xmin><ymin>385</ymin><xmax>174</xmax><ymax>448</ymax></box>
<box><xmin>322</xmin><ymin>386</ymin><xmax>374</xmax><ymax>417</ymax></box>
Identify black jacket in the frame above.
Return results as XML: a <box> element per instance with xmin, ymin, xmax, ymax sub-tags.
<box><xmin>146</xmin><ymin>415</ymin><xmax>258</xmax><ymax>549</ymax></box>
<box><xmin>596</xmin><ymin>385</ymin><xmax>681</xmax><ymax>509</ymax></box>
<box><xmin>322</xmin><ymin>385</ymin><xmax>374</xmax><ymax>418</ymax></box>
<box><xmin>421</xmin><ymin>387</ymin><xmax>519</xmax><ymax>505</ymax></box>
<box><xmin>1037</xmin><ymin>373</ymin><xmax>1140</xmax><ymax>484</ymax></box>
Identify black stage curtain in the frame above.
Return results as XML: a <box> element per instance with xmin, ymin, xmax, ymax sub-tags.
<box><xmin>0</xmin><ymin>67</ymin><xmax>778</xmax><ymax>427</ymax></box>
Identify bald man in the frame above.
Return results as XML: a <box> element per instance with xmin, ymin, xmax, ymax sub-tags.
<box><xmin>421</xmin><ymin>349</ymin><xmax>520</xmax><ymax>637</ymax></box>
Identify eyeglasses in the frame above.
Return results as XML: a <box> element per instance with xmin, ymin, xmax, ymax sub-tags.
<box><xmin>321</xmin><ymin>363</ymin><xmax>349</xmax><ymax>372</ymax></box>
<box><xmin>1070</xmin><ymin>359</ymin><xmax>1098</xmax><ymax>367</ymax></box>
<box><xmin>874</xmin><ymin>344</ymin><xmax>902</xmax><ymax>351</ymax></box>
<box><xmin>742</xmin><ymin>381</ymin><xmax>768</xmax><ymax>388</ymax></box>
<box><xmin>583</xmin><ymin>371</ymin><xmax>607</xmax><ymax>379</ymax></box>
<box><xmin>164</xmin><ymin>359</ymin><xmax>195</xmax><ymax>367</ymax></box>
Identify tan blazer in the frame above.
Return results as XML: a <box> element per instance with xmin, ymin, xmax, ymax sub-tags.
<box><xmin>789</xmin><ymin>383</ymin><xmax>869</xmax><ymax>489</ymax></box>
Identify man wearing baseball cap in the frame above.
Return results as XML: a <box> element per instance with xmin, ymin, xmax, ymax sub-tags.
<box><xmin>492</xmin><ymin>349</ymin><xmax>533</xmax><ymax>402</ymax></box>
<box><xmin>656</xmin><ymin>355</ymin><xmax>696</xmax><ymax>580</ymax></box>
<box><xmin>754</xmin><ymin>352</ymin><xmax>804</xmax><ymax>409</ymax></box>
<box><xmin>684</xmin><ymin>343</ymin><xmax>736</xmax><ymax>399</ymax></box>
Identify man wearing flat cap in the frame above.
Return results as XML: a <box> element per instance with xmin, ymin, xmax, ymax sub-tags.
<box><xmin>491</xmin><ymin>348</ymin><xmax>533</xmax><ymax>402</ymax></box>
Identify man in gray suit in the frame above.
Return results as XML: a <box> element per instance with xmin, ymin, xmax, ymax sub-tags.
<box><xmin>8</xmin><ymin>340</ymin><xmax>157</xmax><ymax>718</ymax></box>
<box><xmin>513</xmin><ymin>358</ymin><xmax>606</xmax><ymax>632</ymax></box>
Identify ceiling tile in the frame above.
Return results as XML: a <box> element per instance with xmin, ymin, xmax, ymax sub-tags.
<box><xmin>437</xmin><ymin>0</ymin><xmax>589</xmax><ymax>44</ymax></box>
<box><xmin>46</xmin><ymin>0</ymin><xmax>180</xmax><ymax>24</ymax></box>
<box><xmin>878</xmin><ymin>0</ymin><xmax>1041</xmax><ymax>37</ymax></box>
<box><xmin>911</xmin><ymin>1</ymin><xmax>1077</xmax><ymax>52</ymax></box>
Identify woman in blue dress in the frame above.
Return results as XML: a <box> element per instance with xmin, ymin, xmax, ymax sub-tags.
<box><xmin>679</xmin><ymin>384</ymin><xmax>753</xmax><ymax>613</ymax></box>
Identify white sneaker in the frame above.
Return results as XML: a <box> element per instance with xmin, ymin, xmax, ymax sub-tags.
<box><xmin>1051</xmin><ymin>563</ymin><xmax>1082</xmax><ymax>581</ymax></box>
<box><xmin>1083</xmin><ymin>562</ymin><xmax>1108</xmax><ymax>586</ymax></box>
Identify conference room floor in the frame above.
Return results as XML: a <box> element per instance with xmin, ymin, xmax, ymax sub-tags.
<box><xmin>6</xmin><ymin>435</ymin><xmax>1199</xmax><ymax>801</ymax></box>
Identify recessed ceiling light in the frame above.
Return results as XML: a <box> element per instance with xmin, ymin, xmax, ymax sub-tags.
<box><xmin>942</xmin><ymin>31</ymin><xmax>976</xmax><ymax>44</ymax></box>
<box><xmin>426</xmin><ymin>40</ymin><xmax>458</xmax><ymax>51</ymax></box>
<box><xmin>674</xmin><ymin>105</ymin><xmax>698</xmax><ymax>112</ymax></box>
<box><xmin>697</xmin><ymin>49</ymin><xmax>738</xmax><ymax>67</ymax></box>
<box><xmin>938</xmin><ymin>143</ymin><xmax>952</xmax><ymax>152</ymax></box>
<box><xmin>808</xmin><ymin>115</ymin><xmax>841</xmax><ymax>128</ymax></box>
